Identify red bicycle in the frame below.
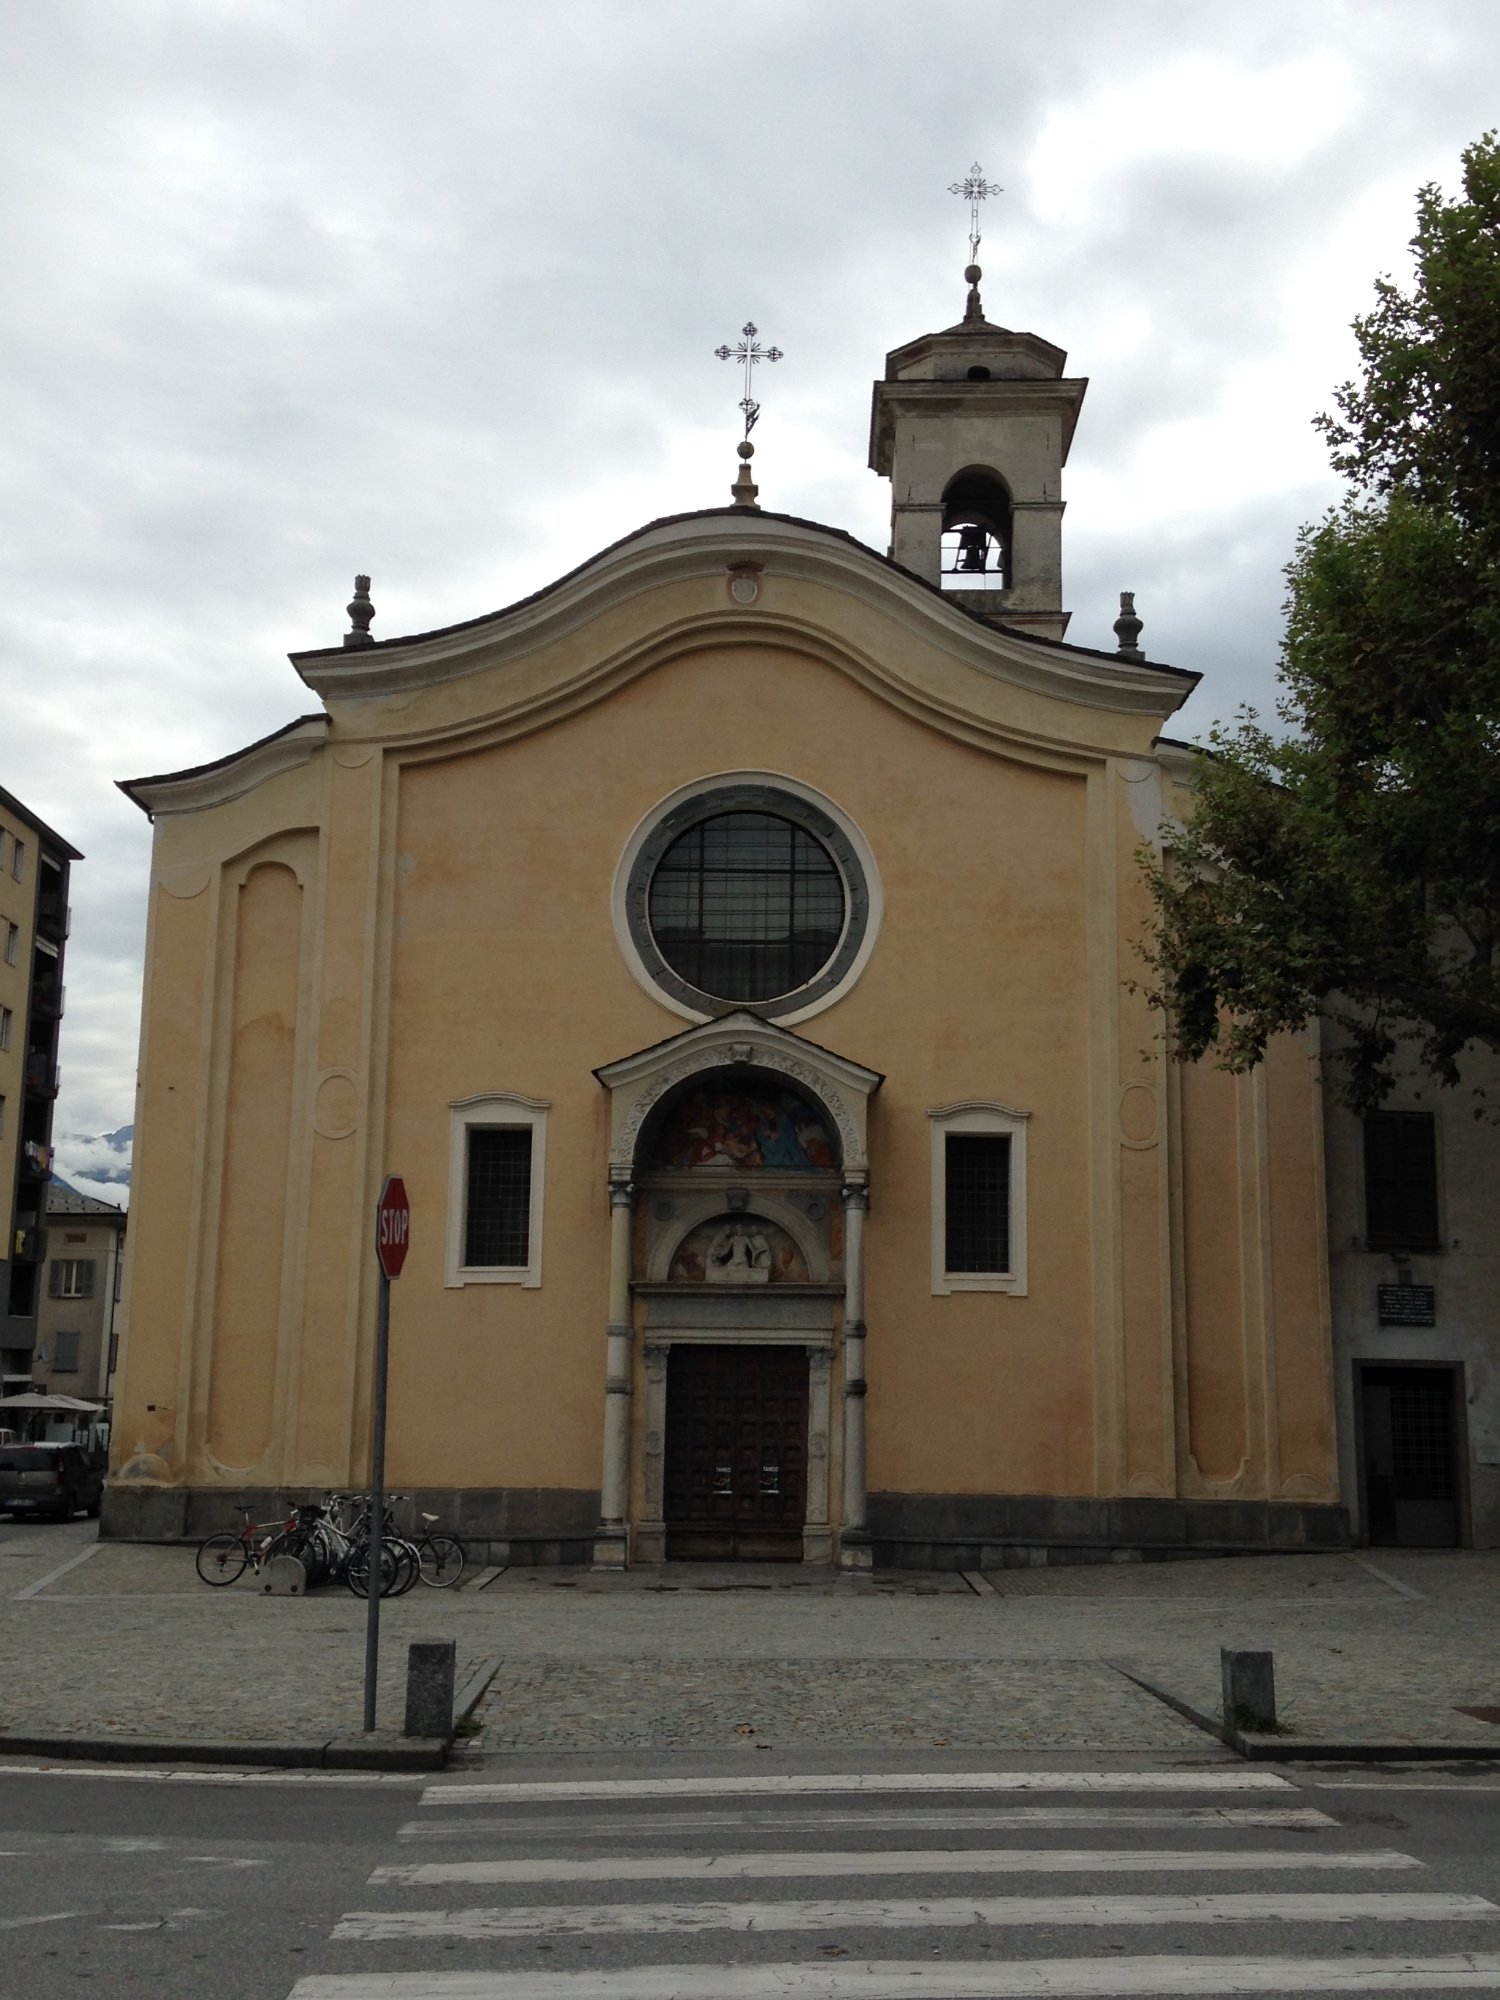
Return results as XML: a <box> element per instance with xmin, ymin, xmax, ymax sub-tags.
<box><xmin>193</xmin><ymin>1504</ymin><xmax>293</xmax><ymax>1585</ymax></box>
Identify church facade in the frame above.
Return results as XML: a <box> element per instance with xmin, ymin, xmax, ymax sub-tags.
<box><xmin>107</xmin><ymin>275</ymin><xmax>1345</xmax><ymax>1565</ymax></box>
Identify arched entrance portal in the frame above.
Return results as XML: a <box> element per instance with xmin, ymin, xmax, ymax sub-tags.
<box><xmin>637</xmin><ymin>1074</ymin><xmax>842</xmax><ymax>1560</ymax></box>
<box><xmin>592</xmin><ymin>1012</ymin><xmax>882</xmax><ymax>1568</ymax></box>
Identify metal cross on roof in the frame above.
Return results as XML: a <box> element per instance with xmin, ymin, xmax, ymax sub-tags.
<box><xmin>715</xmin><ymin>322</ymin><xmax>783</xmax><ymax>437</ymax></box>
<box><xmin>949</xmin><ymin>161</ymin><xmax>1004</xmax><ymax>265</ymax></box>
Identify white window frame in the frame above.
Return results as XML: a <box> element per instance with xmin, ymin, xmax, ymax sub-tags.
<box><xmin>11</xmin><ymin>839</ymin><xmax>23</xmax><ymax>883</ymax></box>
<box><xmin>445</xmin><ymin>1092</ymin><xmax>549</xmax><ymax>1289</ymax></box>
<box><xmin>929</xmin><ymin>1100</ymin><xmax>1030</xmax><ymax>1297</ymax></box>
<box><xmin>0</xmin><ymin>1007</ymin><xmax>10</xmax><ymax>1051</ymax></box>
<box><xmin>53</xmin><ymin>1257</ymin><xmax>94</xmax><ymax>1299</ymax></box>
<box><xmin>3</xmin><ymin>924</ymin><xmax>16</xmax><ymax>966</ymax></box>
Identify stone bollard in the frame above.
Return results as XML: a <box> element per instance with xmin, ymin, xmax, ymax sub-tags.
<box><xmin>405</xmin><ymin>1640</ymin><xmax>457</xmax><ymax>1739</ymax></box>
<box><xmin>1221</xmin><ymin>1647</ymin><xmax>1276</xmax><ymax>1733</ymax></box>
<box><xmin>263</xmin><ymin>1554</ymin><xmax>307</xmax><ymax>1597</ymax></box>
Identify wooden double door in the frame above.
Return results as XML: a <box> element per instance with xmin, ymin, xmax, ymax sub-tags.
<box><xmin>663</xmin><ymin>1343</ymin><xmax>809</xmax><ymax>1560</ymax></box>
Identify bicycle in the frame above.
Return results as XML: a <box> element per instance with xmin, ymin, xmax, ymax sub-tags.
<box><xmin>194</xmin><ymin>1505</ymin><xmax>291</xmax><ymax>1586</ymax></box>
<box><xmin>413</xmin><ymin>1513</ymin><xmax>467</xmax><ymax>1588</ymax></box>
<box><xmin>337</xmin><ymin>1491</ymin><xmax>421</xmax><ymax>1598</ymax></box>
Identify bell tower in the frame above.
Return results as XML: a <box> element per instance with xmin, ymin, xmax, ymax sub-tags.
<box><xmin>869</xmin><ymin>251</ymin><xmax>1087</xmax><ymax>642</ymax></box>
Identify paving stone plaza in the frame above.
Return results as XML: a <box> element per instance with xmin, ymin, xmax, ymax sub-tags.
<box><xmin>1</xmin><ymin>1526</ymin><xmax>1499</xmax><ymax>1757</ymax></box>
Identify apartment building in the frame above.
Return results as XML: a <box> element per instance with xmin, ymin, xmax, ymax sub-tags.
<box><xmin>0</xmin><ymin>786</ymin><xmax>80</xmax><ymax>1392</ymax></box>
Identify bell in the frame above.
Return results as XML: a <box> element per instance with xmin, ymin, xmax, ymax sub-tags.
<box><xmin>957</xmin><ymin>523</ymin><xmax>989</xmax><ymax>573</ymax></box>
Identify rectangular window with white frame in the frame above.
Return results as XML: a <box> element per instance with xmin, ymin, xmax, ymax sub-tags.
<box><xmin>446</xmin><ymin>1092</ymin><xmax>549</xmax><ymax>1288</ymax></box>
<box><xmin>49</xmin><ymin>1258</ymin><xmax>95</xmax><ymax>1300</ymax></box>
<box><xmin>0</xmin><ymin>1006</ymin><xmax>10</xmax><ymax>1051</ymax></box>
<box><xmin>930</xmin><ymin>1101</ymin><xmax>1029</xmax><ymax>1296</ymax></box>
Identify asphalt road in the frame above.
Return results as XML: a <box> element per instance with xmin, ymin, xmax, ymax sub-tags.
<box><xmin>1</xmin><ymin>1753</ymin><xmax>1500</xmax><ymax>1999</ymax></box>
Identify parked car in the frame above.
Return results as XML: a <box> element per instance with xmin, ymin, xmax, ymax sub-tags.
<box><xmin>0</xmin><ymin>1444</ymin><xmax>103</xmax><ymax>1520</ymax></box>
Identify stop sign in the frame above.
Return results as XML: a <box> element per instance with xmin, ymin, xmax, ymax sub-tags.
<box><xmin>376</xmin><ymin>1175</ymin><xmax>411</xmax><ymax>1280</ymax></box>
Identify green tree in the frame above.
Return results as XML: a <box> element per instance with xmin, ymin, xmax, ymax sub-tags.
<box><xmin>1144</xmin><ymin>132</ymin><xmax>1500</xmax><ymax>1109</ymax></box>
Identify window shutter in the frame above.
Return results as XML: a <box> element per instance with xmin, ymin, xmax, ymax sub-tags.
<box><xmin>53</xmin><ymin>1332</ymin><xmax>79</xmax><ymax>1374</ymax></box>
<box><xmin>47</xmin><ymin>1261</ymin><xmax>61</xmax><ymax>1299</ymax></box>
<box><xmin>1364</xmin><ymin>1112</ymin><xmax>1440</xmax><ymax>1249</ymax></box>
<box><xmin>78</xmin><ymin>1260</ymin><xmax>95</xmax><ymax>1299</ymax></box>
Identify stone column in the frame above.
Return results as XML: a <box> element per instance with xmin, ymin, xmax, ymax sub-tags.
<box><xmin>839</xmin><ymin>1179</ymin><xmax>872</xmax><ymax>1570</ymax></box>
<box><xmin>592</xmin><ymin>1173</ymin><xmax>635</xmax><ymax>1569</ymax></box>
<box><xmin>803</xmin><ymin>1345</ymin><xmax>834</xmax><ymax>1565</ymax></box>
<box><xmin>637</xmin><ymin>1341</ymin><xmax>671</xmax><ymax>1564</ymax></box>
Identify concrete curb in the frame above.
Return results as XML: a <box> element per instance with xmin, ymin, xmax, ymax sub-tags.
<box><xmin>454</xmin><ymin>1653</ymin><xmax>501</xmax><ymax>1728</ymax></box>
<box><xmin>0</xmin><ymin>1730</ymin><xmax>448</xmax><ymax>1771</ymax></box>
<box><xmin>0</xmin><ymin>1650</ymin><xmax>500</xmax><ymax>1773</ymax></box>
<box><xmin>1108</xmin><ymin>1661</ymin><xmax>1500</xmax><ymax>1764</ymax></box>
<box><xmin>1107</xmin><ymin>1659</ymin><xmax>1230</xmax><ymax>1747</ymax></box>
<box><xmin>1235</xmin><ymin>1734</ymin><xmax>1500</xmax><ymax>1762</ymax></box>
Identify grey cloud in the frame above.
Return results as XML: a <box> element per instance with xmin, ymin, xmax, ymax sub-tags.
<box><xmin>3</xmin><ymin>0</ymin><xmax>1498</xmax><ymax>1134</ymax></box>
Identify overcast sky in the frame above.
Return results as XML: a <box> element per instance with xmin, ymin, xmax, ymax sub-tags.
<box><xmin>3</xmin><ymin>0</ymin><xmax>1496</xmax><ymax>1196</ymax></box>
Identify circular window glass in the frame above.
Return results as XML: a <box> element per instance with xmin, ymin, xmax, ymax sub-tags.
<box><xmin>647</xmin><ymin>811</ymin><xmax>845</xmax><ymax>1003</ymax></box>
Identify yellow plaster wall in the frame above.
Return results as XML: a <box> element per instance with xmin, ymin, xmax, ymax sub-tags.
<box><xmin>110</xmin><ymin>871</ymin><xmax>212</xmax><ymax>1473</ymax></box>
<box><xmin>1176</xmin><ymin>1051</ymin><xmax>1251</xmax><ymax>1489</ymax></box>
<box><xmin>205</xmin><ymin>861</ymin><xmax>304</xmax><ymax>1470</ymax></box>
<box><xmin>112</xmin><ymin>568</ymin><xmax>1339</xmax><ymax>1526</ymax></box>
<box><xmin>381</xmin><ymin>641</ymin><xmax>1101</xmax><ymax>1499</ymax></box>
<box><xmin>1264</xmin><ymin>1029</ymin><xmax>1338</xmax><ymax>1499</ymax></box>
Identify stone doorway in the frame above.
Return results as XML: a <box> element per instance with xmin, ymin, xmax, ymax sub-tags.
<box><xmin>1359</xmin><ymin>1363</ymin><xmax>1463</xmax><ymax>1547</ymax></box>
<box><xmin>663</xmin><ymin>1343</ymin><xmax>809</xmax><ymax>1560</ymax></box>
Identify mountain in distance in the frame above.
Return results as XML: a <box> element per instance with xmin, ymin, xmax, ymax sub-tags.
<box><xmin>52</xmin><ymin>1123</ymin><xmax>133</xmax><ymax>1197</ymax></box>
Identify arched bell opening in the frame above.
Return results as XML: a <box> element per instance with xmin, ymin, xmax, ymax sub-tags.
<box><xmin>940</xmin><ymin>466</ymin><xmax>1013</xmax><ymax>593</ymax></box>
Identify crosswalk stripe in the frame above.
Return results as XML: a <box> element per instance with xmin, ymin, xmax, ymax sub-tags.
<box><xmin>281</xmin><ymin>1956</ymin><xmax>1500</xmax><ymax>1999</ymax></box>
<box><xmin>420</xmin><ymin>1771</ymin><xmax>1294</xmax><ymax>1805</ymax></box>
<box><xmin>401</xmin><ymin>1806</ymin><xmax>1337</xmax><ymax>1841</ymax></box>
<box><xmin>370</xmin><ymin>1846</ymin><xmax>1421</xmax><ymax>1886</ymax></box>
<box><xmin>331</xmin><ymin>1891</ymin><xmax>1497</xmax><ymax>1941</ymax></box>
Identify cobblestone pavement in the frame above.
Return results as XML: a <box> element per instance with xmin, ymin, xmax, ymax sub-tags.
<box><xmin>1</xmin><ymin>1524</ymin><xmax>1498</xmax><ymax>1754</ymax></box>
<box><xmin>475</xmin><ymin>1658</ymin><xmax>1201</xmax><ymax>1752</ymax></box>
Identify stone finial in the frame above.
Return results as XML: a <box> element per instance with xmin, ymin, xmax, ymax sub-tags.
<box><xmin>344</xmin><ymin>574</ymin><xmax>376</xmax><ymax>649</ymax></box>
<box><xmin>1113</xmin><ymin>589</ymin><xmax>1144</xmax><ymax>662</ymax></box>
<box><xmin>731</xmin><ymin>438</ymin><xmax>760</xmax><ymax>510</ymax></box>
<box><xmin>963</xmin><ymin>262</ymin><xmax>985</xmax><ymax>324</ymax></box>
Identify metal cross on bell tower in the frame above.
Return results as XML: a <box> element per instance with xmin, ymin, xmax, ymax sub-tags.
<box><xmin>948</xmin><ymin>160</ymin><xmax>1004</xmax><ymax>266</ymax></box>
<box><xmin>715</xmin><ymin>320</ymin><xmax>783</xmax><ymax>509</ymax></box>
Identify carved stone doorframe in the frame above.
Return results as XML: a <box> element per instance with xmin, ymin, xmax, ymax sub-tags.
<box><xmin>593</xmin><ymin>1012</ymin><xmax>881</xmax><ymax>1568</ymax></box>
<box><xmin>637</xmin><ymin>1331</ymin><xmax>835</xmax><ymax>1565</ymax></box>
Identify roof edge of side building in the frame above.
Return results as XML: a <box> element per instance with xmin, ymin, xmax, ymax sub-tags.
<box><xmin>0</xmin><ymin>784</ymin><xmax>83</xmax><ymax>861</ymax></box>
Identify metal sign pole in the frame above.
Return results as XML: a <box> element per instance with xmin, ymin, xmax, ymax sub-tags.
<box><xmin>363</xmin><ymin>1265</ymin><xmax>391</xmax><ymax>1733</ymax></box>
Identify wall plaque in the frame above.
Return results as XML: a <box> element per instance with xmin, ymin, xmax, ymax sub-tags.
<box><xmin>1378</xmin><ymin>1283</ymin><xmax>1436</xmax><ymax>1327</ymax></box>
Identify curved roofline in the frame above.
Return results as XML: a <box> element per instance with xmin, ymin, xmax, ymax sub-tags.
<box><xmin>118</xmin><ymin>714</ymin><xmax>327</xmax><ymax>818</ymax></box>
<box><xmin>289</xmin><ymin>505</ymin><xmax>1196</xmax><ymax>687</ymax></box>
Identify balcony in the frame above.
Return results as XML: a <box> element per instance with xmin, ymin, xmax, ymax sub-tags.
<box><xmin>29</xmin><ymin>974</ymin><xmax>63</xmax><ymax>1020</ymax></box>
<box><xmin>23</xmin><ymin>1052</ymin><xmax>59</xmax><ymax>1099</ymax></box>
<box><xmin>35</xmin><ymin>891</ymin><xmax>68</xmax><ymax>943</ymax></box>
